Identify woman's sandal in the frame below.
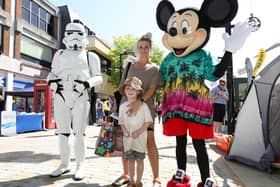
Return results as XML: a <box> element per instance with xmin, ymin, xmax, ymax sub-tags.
<box><xmin>135</xmin><ymin>182</ymin><xmax>143</xmax><ymax>187</ymax></box>
<box><xmin>127</xmin><ymin>181</ymin><xmax>136</xmax><ymax>187</ymax></box>
<box><xmin>152</xmin><ymin>179</ymin><xmax>161</xmax><ymax>187</ymax></box>
<box><xmin>112</xmin><ymin>175</ymin><xmax>130</xmax><ymax>187</ymax></box>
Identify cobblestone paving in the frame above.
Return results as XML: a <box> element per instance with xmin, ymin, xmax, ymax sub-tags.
<box><xmin>0</xmin><ymin>123</ymin><xmax>279</xmax><ymax>187</ymax></box>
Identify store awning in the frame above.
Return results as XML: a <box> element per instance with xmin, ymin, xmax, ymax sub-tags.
<box><xmin>1</xmin><ymin>78</ymin><xmax>33</xmax><ymax>89</ymax></box>
<box><xmin>5</xmin><ymin>87</ymin><xmax>34</xmax><ymax>97</ymax></box>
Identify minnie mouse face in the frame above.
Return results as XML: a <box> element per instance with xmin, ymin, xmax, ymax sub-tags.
<box><xmin>162</xmin><ymin>9</ymin><xmax>207</xmax><ymax>57</ymax></box>
<box><xmin>156</xmin><ymin>0</ymin><xmax>238</xmax><ymax>57</ymax></box>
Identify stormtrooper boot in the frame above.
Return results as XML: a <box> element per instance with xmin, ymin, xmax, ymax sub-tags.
<box><xmin>50</xmin><ymin>134</ymin><xmax>71</xmax><ymax>177</ymax></box>
<box><xmin>73</xmin><ymin>133</ymin><xmax>86</xmax><ymax>180</ymax></box>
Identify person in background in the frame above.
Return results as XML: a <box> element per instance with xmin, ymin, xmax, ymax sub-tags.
<box><xmin>155</xmin><ymin>101</ymin><xmax>162</xmax><ymax>123</ymax></box>
<box><xmin>112</xmin><ymin>32</ymin><xmax>162</xmax><ymax>187</ymax></box>
<box><xmin>211</xmin><ymin>79</ymin><xmax>229</xmax><ymax>133</ymax></box>
<box><xmin>119</xmin><ymin>76</ymin><xmax>153</xmax><ymax>187</ymax></box>
<box><xmin>103</xmin><ymin>98</ymin><xmax>111</xmax><ymax>123</ymax></box>
<box><xmin>17</xmin><ymin>98</ymin><xmax>25</xmax><ymax>112</ymax></box>
<box><xmin>96</xmin><ymin>98</ymin><xmax>104</xmax><ymax>125</ymax></box>
<box><xmin>0</xmin><ymin>95</ymin><xmax>5</xmax><ymax>111</ymax></box>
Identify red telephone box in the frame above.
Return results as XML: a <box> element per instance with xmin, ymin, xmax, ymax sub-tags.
<box><xmin>33</xmin><ymin>79</ymin><xmax>56</xmax><ymax>129</ymax></box>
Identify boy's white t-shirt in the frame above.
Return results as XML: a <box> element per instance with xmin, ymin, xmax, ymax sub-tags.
<box><xmin>119</xmin><ymin>101</ymin><xmax>153</xmax><ymax>153</ymax></box>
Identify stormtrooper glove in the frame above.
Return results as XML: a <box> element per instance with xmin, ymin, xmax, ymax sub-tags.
<box><xmin>48</xmin><ymin>79</ymin><xmax>63</xmax><ymax>93</ymax></box>
<box><xmin>74</xmin><ymin>80</ymin><xmax>90</xmax><ymax>93</ymax></box>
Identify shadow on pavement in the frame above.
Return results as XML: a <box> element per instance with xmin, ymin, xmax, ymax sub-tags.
<box><xmin>25</xmin><ymin>134</ymin><xmax>56</xmax><ymax>138</ymax></box>
<box><xmin>0</xmin><ymin>151</ymin><xmax>59</xmax><ymax>163</ymax></box>
<box><xmin>209</xmin><ymin>143</ymin><xmax>225</xmax><ymax>155</ymax></box>
<box><xmin>0</xmin><ymin>174</ymin><xmax>72</xmax><ymax>187</ymax></box>
<box><xmin>0</xmin><ymin>174</ymin><xmax>113</xmax><ymax>187</ymax></box>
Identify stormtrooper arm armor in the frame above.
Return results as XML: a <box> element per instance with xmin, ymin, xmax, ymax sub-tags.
<box><xmin>47</xmin><ymin>50</ymin><xmax>64</xmax><ymax>92</ymax></box>
<box><xmin>85</xmin><ymin>52</ymin><xmax>103</xmax><ymax>88</ymax></box>
<box><xmin>73</xmin><ymin>52</ymin><xmax>103</xmax><ymax>93</ymax></box>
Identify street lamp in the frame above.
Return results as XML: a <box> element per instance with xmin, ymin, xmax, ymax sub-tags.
<box><xmin>119</xmin><ymin>50</ymin><xmax>135</xmax><ymax>82</ymax></box>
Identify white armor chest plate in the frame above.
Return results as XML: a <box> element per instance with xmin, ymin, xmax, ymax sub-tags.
<box><xmin>53</xmin><ymin>50</ymin><xmax>90</xmax><ymax>91</ymax></box>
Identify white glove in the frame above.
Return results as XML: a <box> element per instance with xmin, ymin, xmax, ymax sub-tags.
<box><xmin>50</xmin><ymin>83</ymin><xmax>57</xmax><ymax>91</ymax></box>
<box><xmin>223</xmin><ymin>21</ymin><xmax>253</xmax><ymax>53</ymax></box>
<box><xmin>48</xmin><ymin>79</ymin><xmax>63</xmax><ymax>92</ymax></box>
<box><xmin>74</xmin><ymin>80</ymin><xmax>89</xmax><ymax>93</ymax></box>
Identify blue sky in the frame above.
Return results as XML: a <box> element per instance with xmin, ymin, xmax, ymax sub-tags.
<box><xmin>49</xmin><ymin>0</ymin><xmax>280</xmax><ymax>76</ymax></box>
<box><xmin>49</xmin><ymin>0</ymin><xmax>198</xmax><ymax>50</ymax></box>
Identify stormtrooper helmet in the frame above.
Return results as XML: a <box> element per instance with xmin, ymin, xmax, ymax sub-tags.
<box><xmin>62</xmin><ymin>22</ymin><xmax>88</xmax><ymax>50</ymax></box>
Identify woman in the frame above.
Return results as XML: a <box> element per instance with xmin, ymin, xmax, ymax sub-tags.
<box><xmin>112</xmin><ymin>33</ymin><xmax>162</xmax><ymax>187</ymax></box>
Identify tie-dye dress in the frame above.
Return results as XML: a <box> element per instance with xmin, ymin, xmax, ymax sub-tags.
<box><xmin>160</xmin><ymin>50</ymin><xmax>220</xmax><ymax>138</ymax></box>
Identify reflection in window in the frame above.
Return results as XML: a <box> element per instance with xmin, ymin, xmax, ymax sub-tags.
<box><xmin>40</xmin><ymin>8</ymin><xmax>47</xmax><ymax>31</ymax></box>
<box><xmin>22</xmin><ymin>0</ymin><xmax>31</xmax><ymax>22</ymax></box>
<box><xmin>0</xmin><ymin>0</ymin><xmax>5</xmax><ymax>9</ymax></box>
<box><xmin>20</xmin><ymin>35</ymin><xmax>52</xmax><ymax>68</ymax></box>
<box><xmin>31</xmin><ymin>1</ymin><xmax>39</xmax><ymax>27</ymax></box>
<box><xmin>36</xmin><ymin>90</ymin><xmax>45</xmax><ymax>113</ymax></box>
<box><xmin>21</xmin><ymin>0</ymin><xmax>54</xmax><ymax>36</ymax></box>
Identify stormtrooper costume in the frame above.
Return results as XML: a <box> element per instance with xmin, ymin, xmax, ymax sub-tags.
<box><xmin>48</xmin><ymin>22</ymin><xmax>102</xmax><ymax>180</ymax></box>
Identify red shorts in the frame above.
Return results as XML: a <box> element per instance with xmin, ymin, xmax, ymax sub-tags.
<box><xmin>163</xmin><ymin>118</ymin><xmax>214</xmax><ymax>139</ymax></box>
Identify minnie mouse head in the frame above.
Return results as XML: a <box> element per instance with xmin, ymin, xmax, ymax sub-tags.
<box><xmin>156</xmin><ymin>0</ymin><xmax>238</xmax><ymax>57</ymax></box>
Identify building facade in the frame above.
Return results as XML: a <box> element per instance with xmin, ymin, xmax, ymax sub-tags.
<box><xmin>0</xmin><ymin>0</ymin><xmax>59</xmax><ymax>110</ymax></box>
<box><xmin>0</xmin><ymin>0</ymin><xmax>114</xmax><ymax>112</ymax></box>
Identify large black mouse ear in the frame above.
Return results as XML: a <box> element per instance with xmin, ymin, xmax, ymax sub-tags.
<box><xmin>200</xmin><ymin>0</ymin><xmax>238</xmax><ymax>27</ymax></box>
<box><xmin>156</xmin><ymin>0</ymin><xmax>175</xmax><ymax>31</ymax></box>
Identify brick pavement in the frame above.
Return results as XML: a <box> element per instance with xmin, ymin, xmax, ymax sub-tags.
<box><xmin>0</xmin><ymin>122</ymin><xmax>280</xmax><ymax>187</ymax></box>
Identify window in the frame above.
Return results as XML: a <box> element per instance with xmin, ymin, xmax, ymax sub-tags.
<box><xmin>84</xmin><ymin>26</ymin><xmax>95</xmax><ymax>36</ymax></box>
<box><xmin>21</xmin><ymin>0</ymin><xmax>55</xmax><ymax>36</ymax></box>
<box><xmin>46</xmin><ymin>13</ymin><xmax>54</xmax><ymax>35</ymax></box>
<box><xmin>20</xmin><ymin>35</ymin><xmax>53</xmax><ymax>68</ymax></box>
<box><xmin>22</xmin><ymin>0</ymin><xmax>31</xmax><ymax>22</ymax></box>
<box><xmin>0</xmin><ymin>0</ymin><xmax>4</xmax><ymax>9</ymax></box>
<box><xmin>31</xmin><ymin>2</ymin><xmax>39</xmax><ymax>27</ymax></box>
<box><xmin>100</xmin><ymin>56</ymin><xmax>111</xmax><ymax>75</ymax></box>
<box><xmin>39</xmin><ymin>8</ymin><xmax>47</xmax><ymax>31</ymax></box>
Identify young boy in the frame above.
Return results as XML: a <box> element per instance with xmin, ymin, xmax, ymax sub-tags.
<box><xmin>118</xmin><ymin>76</ymin><xmax>153</xmax><ymax>187</ymax></box>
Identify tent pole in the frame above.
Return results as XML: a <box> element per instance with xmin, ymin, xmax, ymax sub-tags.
<box><xmin>225</xmin><ymin>22</ymin><xmax>235</xmax><ymax>135</ymax></box>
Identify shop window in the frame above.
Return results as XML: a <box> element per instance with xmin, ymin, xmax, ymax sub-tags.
<box><xmin>0</xmin><ymin>0</ymin><xmax>4</xmax><ymax>9</ymax></box>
